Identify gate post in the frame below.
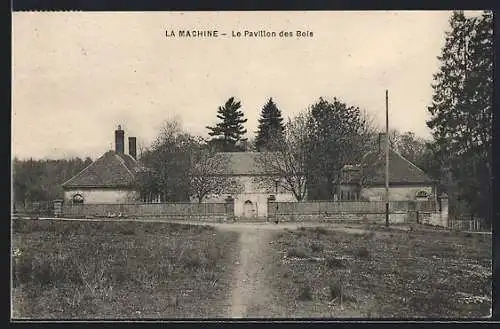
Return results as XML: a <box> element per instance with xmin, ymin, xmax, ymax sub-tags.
<box><xmin>53</xmin><ymin>199</ymin><xmax>63</xmax><ymax>218</ymax></box>
<box><xmin>268</xmin><ymin>195</ymin><xmax>276</xmax><ymax>223</ymax></box>
<box><xmin>439</xmin><ymin>193</ymin><xmax>449</xmax><ymax>228</ymax></box>
<box><xmin>225</xmin><ymin>196</ymin><xmax>235</xmax><ymax>222</ymax></box>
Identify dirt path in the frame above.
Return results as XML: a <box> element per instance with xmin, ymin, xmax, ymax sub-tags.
<box><xmin>223</xmin><ymin>227</ymin><xmax>272</xmax><ymax>318</ymax></box>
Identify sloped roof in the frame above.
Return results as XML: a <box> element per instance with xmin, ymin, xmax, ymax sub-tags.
<box><xmin>213</xmin><ymin>152</ymin><xmax>279</xmax><ymax>175</ymax></box>
<box><xmin>353</xmin><ymin>149</ymin><xmax>435</xmax><ymax>185</ymax></box>
<box><xmin>62</xmin><ymin>150</ymin><xmax>147</xmax><ymax>189</ymax></box>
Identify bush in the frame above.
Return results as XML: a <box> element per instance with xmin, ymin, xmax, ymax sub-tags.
<box><xmin>181</xmin><ymin>250</ymin><xmax>203</xmax><ymax>270</ymax></box>
<box><xmin>325</xmin><ymin>256</ymin><xmax>348</xmax><ymax>269</ymax></box>
<box><xmin>287</xmin><ymin>247</ymin><xmax>309</xmax><ymax>259</ymax></box>
<box><xmin>364</xmin><ymin>231</ymin><xmax>376</xmax><ymax>239</ymax></box>
<box><xmin>310</xmin><ymin>242</ymin><xmax>324</xmax><ymax>253</ymax></box>
<box><xmin>311</xmin><ymin>227</ymin><xmax>330</xmax><ymax>235</ymax></box>
<box><xmin>329</xmin><ymin>280</ymin><xmax>343</xmax><ymax>300</ymax></box>
<box><xmin>297</xmin><ymin>284</ymin><xmax>313</xmax><ymax>301</ymax></box>
<box><xmin>357</xmin><ymin>247</ymin><xmax>370</xmax><ymax>259</ymax></box>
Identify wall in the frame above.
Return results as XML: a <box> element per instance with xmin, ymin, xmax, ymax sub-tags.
<box><xmin>63</xmin><ymin>202</ymin><xmax>229</xmax><ymax>219</ymax></box>
<box><xmin>64</xmin><ymin>188</ymin><xmax>139</xmax><ymax>204</ymax></box>
<box><xmin>268</xmin><ymin>199</ymin><xmax>443</xmax><ymax>225</ymax></box>
<box><xmin>360</xmin><ymin>185</ymin><xmax>434</xmax><ymax>201</ymax></box>
<box><xmin>198</xmin><ymin>175</ymin><xmax>297</xmax><ymax>218</ymax></box>
<box><xmin>272</xmin><ymin>212</ymin><xmax>408</xmax><ymax>224</ymax></box>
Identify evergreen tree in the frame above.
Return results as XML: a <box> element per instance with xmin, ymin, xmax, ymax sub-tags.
<box><xmin>206</xmin><ymin>97</ymin><xmax>247</xmax><ymax>152</ymax></box>
<box><xmin>255</xmin><ymin>98</ymin><xmax>285</xmax><ymax>151</ymax></box>
<box><xmin>427</xmin><ymin>11</ymin><xmax>493</xmax><ymax>222</ymax></box>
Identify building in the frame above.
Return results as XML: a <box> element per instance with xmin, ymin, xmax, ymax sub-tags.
<box><xmin>337</xmin><ymin>133</ymin><xmax>436</xmax><ymax>202</ymax></box>
<box><xmin>195</xmin><ymin>152</ymin><xmax>302</xmax><ymax>219</ymax></box>
<box><xmin>61</xmin><ymin>126</ymin><xmax>147</xmax><ymax>204</ymax></box>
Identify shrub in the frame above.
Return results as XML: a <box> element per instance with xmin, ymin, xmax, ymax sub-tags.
<box><xmin>13</xmin><ymin>254</ymin><xmax>34</xmax><ymax>286</ymax></box>
<box><xmin>287</xmin><ymin>247</ymin><xmax>309</xmax><ymax>259</ymax></box>
<box><xmin>329</xmin><ymin>280</ymin><xmax>343</xmax><ymax>300</ymax></box>
<box><xmin>325</xmin><ymin>256</ymin><xmax>348</xmax><ymax>269</ymax></box>
<box><xmin>121</xmin><ymin>228</ymin><xmax>136</xmax><ymax>235</ymax></box>
<box><xmin>297</xmin><ymin>284</ymin><xmax>313</xmax><ymax>301</ymax></box>
<box><xmin>357</xmin><ymin>247</ymin><xmax>370</xmax><ymax>259</ymax></box>
<box><xmin>312</xmin><ymin>227</ymin><xmax>329</xmax><ymax>235</ymax></box>
<box><xmin>181</xmin><ymin>250</ymin><xmax>203</xmax><ymax>270</ymax></box>
<box><xmin>310</xmin><ymin>242</ymin><xmax>324</xmax><ymax>253</ymax></box>
<box><xmin>364</xmin><ymin>231</ymin><xmax>376</xmax><ymax>239</ymax></box>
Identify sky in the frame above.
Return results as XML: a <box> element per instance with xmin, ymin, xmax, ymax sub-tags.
<box><xmin>12</xmin><ymin>11</ymin><xmax>483</xmax><ymax>160</ymax></box>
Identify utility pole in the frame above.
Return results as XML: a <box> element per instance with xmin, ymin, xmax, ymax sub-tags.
<box><xmin>385</xmin><ymin>90</ymin><xmax>390</xmax><ymax>227</ymax></box>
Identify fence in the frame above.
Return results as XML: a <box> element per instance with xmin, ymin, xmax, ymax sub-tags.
<box><xmin>448</xmin><ymin>215</ymin><xmax>491</xmax><ymax>232</ymax></box>
<box><xmin>62</xmin><ymin>202</ymin><xmax>230</xmax><ymax>221</ymax></box>
<box><xmin>12</xmin><ymin>201</ymin><xmax>54</xmax><ymax>218</ymax></box>
<box><xmin>266</xmin><ymin>200</ymin><xmax>439</xmax><ymax>224</ymax></box>
<box><xmin>271</xmin><ymin>200</ymin><xmax>436</xmax><ymax>215</ymax></box>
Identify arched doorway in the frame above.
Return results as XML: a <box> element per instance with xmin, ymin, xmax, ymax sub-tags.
<box><xmin>243</xmin><ymin>200</ymin><xmax>256</xmax><ymax>218</ymax></box>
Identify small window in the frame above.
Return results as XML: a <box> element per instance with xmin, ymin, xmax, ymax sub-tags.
<box><xmin>416</xmin><ymin>190</ymin><xmax>429</xmax><ymax>198</ymax></box>
<box><xmin>72</xmin><ymin>194</ymin><xmax>84</xmax><ymax>204</ymax></box>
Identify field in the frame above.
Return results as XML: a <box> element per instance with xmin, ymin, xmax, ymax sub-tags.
<box><xmin>11</xmin><ymin>219</ymin><xmax>239</xmax><ymax>319</ymax></box>
<box><xmin>265</xmin><ymin>225</ymin><xmax>492</xmax><ymax>318</ymax></box>
<box><xmin>11</xmin><ymin>219</ymin><xmax>492</xmax><ymax>319</ymax></box>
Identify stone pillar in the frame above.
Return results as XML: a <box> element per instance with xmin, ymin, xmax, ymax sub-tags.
<box><xmin>225</xmin><ymin>196</ymin><xmax>235</xmax><ymax>222</ymax></box>
<box><xmin>439</xmin><ymin>193</ymin><xmax>449</xmax><ymax>228</ymax></box>
<box><xmin>267</xmin><ymin>195</ymin><xmax>276</xmax><ymax>222</ymax></box>
<box><xmin>53</xmin><ymin>199</ymin><xmax>63</xmax><ymax>218</ymax></box>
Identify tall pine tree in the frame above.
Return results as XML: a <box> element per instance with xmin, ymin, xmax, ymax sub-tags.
<box><xmin>427</xmin><ymin>11</ymin><xmax>493</xmax><ymax>222</ymax></box>
<box><xmin>255</xmin><ymin>98</ymin><xmax>285</xmax><ymax>151</ymax></box>
<box><xmin>206</xmin><ymin>97</ymin><xmax>248</xmax><ymax>152</ymax></box>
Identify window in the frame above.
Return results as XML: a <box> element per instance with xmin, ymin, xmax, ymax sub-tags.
<box><xmin>72</xmin><ymin>194</ymin><xmax>84</xmax><ymax>204</ymax></box>
<box><xmin>416</xmin><ymin>190</ymin><xmax>429</xmax><ymax>198</ymax></box>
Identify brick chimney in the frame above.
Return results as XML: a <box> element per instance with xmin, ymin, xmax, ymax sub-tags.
<box><xmin>115</xmin><ymin>125</ymin><xmax>124</xmax><ymax>154</ymax></box>
<box><xmin>378</xmin><ymin>132</ymin><xmax>388</xmax><ymax>153</ymax></box>
<box><xmin>128</xmin><ymin>137</ymin><xmax>137</xmax><ymax>159</ymax></box>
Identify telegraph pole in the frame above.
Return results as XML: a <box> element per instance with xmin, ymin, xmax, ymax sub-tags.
<box><xmin>385</xmin><ymin>90</ymin><xmax>390</xmax><ymax>227</ymax></box>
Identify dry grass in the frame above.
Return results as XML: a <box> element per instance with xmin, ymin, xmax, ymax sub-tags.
<box><xmin>11</xmin><ymin>219</ymin><xmax>239</xmax><ymax>319</ymax></box>
<box><xmin>268</xmin><ymin>225</ymin><xmax>492</xmax><ymax>318</ymax></box>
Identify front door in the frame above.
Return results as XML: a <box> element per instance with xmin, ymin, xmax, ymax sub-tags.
<box><xmin>243</xmin><ymin>200</ymin><xmax>256</xmax><ymax>218</ymax></box>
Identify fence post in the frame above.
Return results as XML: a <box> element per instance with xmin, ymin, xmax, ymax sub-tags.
<box><xmin>225</xmin><ymin>196</ymin><xmax>235</xmax><ymax>222</ymax></box>
<box><xmin>267</xmin><ymin>195</ymin><xmax>277</xmax><ymax>223</ymax></box>
<box><xmin>53</xmin><ymin>199</ymin><xmax>63</xmax><ymax>218</ymax></box>
<box><xmin>439</xmin><ymin>193</ymin><xmax>449</xmax><ymax>228</ymax></box>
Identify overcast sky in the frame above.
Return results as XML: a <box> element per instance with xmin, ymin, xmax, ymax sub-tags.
<box><xmin>12</xmin><ymin>11</ymin><xmax>482</xmax><ymax>160</ymax></box>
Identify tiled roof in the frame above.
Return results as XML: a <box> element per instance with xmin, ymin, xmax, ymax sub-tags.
<box><xmin>352</xmin><ymin>149</ymin><xmax>435</xmax><ymax>185</ymax></box>
<box><xmin>62</xmin><ymin>150</ymin><xmax>146</xmax><ymax>188</ymax></box>
<box><xmin>213</xmin><ymin>152</ymin><xmax>280</xmax><ymax>175</ymax></box>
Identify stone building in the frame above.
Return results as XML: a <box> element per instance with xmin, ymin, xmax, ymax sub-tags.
<box><xmin>61</xmin><ymin>126</ymin><xmax>147</xmax><ymax>204</ymax></box>
<box><xmin>337</xmin><ymin>133</ymin><xmax>437</xmax><ymax>202</ymax></box>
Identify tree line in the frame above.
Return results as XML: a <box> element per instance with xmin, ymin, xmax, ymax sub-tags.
<box><xmin>12</xmin><ymin>157</ymin><xmax>93</xmax><ymax>205</ymax></box>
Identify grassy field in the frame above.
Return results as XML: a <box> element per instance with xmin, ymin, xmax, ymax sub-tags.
<box><xmin>11</xmin><ymin>219</ymin><xmax>239</xmax><ymax>319</ymax></box>
<box><xmin>266</xmin><ymin>225</ymin><xmax>492</xmax><ymax>319</ymax></box>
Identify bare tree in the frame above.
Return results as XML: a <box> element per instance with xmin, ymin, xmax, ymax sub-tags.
<box><xmin>189</xmin><ymin>150</ymin><xmax>242</xmax><ymax>203</ymax></box>
<box><xmin>138</xmin><ymin>118</ymin><xmax>203</xmax><ymax>202</ymax></box>
<box><xmin>256</xmin><ymin>113</ymin><xmax>310</xmax><ymax>201</ymax></box>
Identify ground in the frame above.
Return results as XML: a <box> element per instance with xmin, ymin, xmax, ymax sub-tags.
<box><xmin>11</xmin><ymin>218</ymin><xmax>492</xmax><ymax>319</ymax></box>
